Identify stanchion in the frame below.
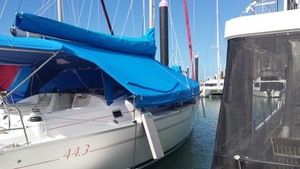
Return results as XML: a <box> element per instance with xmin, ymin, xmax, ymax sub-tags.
<box><xmin>234</xmin><ymin>155</ymin><xmax>242</xmax><ymax>169</ymax></box>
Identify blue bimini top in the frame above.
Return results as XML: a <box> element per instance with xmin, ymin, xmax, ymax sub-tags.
<box><xmin>0</xmin><ymin>13</ymin><xmax>199</xmax><ymax>107</ymax></box>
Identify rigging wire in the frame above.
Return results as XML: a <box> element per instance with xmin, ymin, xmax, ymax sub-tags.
<box><xmin>131</xmin><ymin>3</ymin><xmax>136</xmax><ymax>37</ymax></box>
<box><xmin>11</xmin><ymin>0</ymin><xmax>24</xmax><ymax>27</ymax></box>
<box><xmin>46</xmin><ymin>0</ymin><xmax>51</xmax><ymax>19</ymax></box>
<box><xmin>97</xmin><ymin>0</ymin><xmax>100</xmax><ymax>31</ymax></box>
<box><xmin>76</xmin><ymin>0</ymin><xmax>86</xmax><ymax>27</ymax></box>
<box><xmin>39</xmin><ymin>1</ymin><xmax>56</xmax><ymax>17</ymax></box>
<box><xmin>218</xmin><ymin>14</ymin><xmax>227</xmax><ymax>71</ymax></box>
<box><xmin>86</xmin><ymin>0</ymin><xmax>94</xmax><ymax>29</ymax></box>
<box><xmin>168</xmin><ymin>0</ymin><xmax>177</xmax><ymax>66</ymax></box>
<box><xmin>41</xmin><ymin>0</ymin><xmax>47</xmax><ymax>14</ymax></box>
<box><xmin>112</xmin><ymin>0</ymin><xmax>120</xmax><ymax>31</ymax></box>
<box><xmin>192</xmin><ymin>0</ymin><xmax>196</xmax><ymax>49</ymax></box>
<box><xmin>68</xmin><ymin>0</ymin><xmax>77</xmax><ymax>25</ymax></box>
<box><xmin>65</xmin><ymin>0</ymin><xmax>70</xmax><ymax>22</ymax></box>
<box><xmin>168</xmin><ymin>4</ymin><xmax>191</xmax><ymax>88</ymax></box>
<box><xmin>204</xmin><ymin>16</ymin><xmax>216</xmax><ymax>79</ymax></box>
<box><xmin>0</xmin><ymin>0</ymin><xmax>8</xmax><ymax>21</ymax></box>
<box><xmin>121</xmin><ymin>0</ymin><xmax>134</xmax><ymax>37</ymax></box>
<box><xmin>168</xmin><ymin>7</ymin><xmax>185</xmax><ymax>69</ymax></box>
<box><xmin>17</xmin><ymin>0</ymin><xmax>23</xmax><ymax>13</ymax></box>
<box><xmin>35</xmin><ymin>0</ymin><xmax>55</xmax><ymax>16</ymax></box>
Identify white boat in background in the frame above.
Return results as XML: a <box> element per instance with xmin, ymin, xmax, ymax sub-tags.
<box><xmin>0</xmin><ymin>2</ymin><xmax>199</xmax><ymax>169</ymax></box>
<box><xmin>253</xmin><ymin>76</ymin><xmax>286</xmax><ymax>98</ymax></box>
<box><xmin>201</xmin><ymin>78</ymin><xmax>224</xmax><ymax>97</ymax></box>
<box><xmin>201</xmin><ymin>0</ymin><xmax>224</xmax><ymax>97</ymax></box>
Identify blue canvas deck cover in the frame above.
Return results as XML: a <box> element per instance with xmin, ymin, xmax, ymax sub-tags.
<box><xmin>0</xmin><ymin>13</ymin><xmax>199</xmax><ymax>107</ymax></box>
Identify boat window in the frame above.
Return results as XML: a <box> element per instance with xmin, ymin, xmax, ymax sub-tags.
<box><xmin>212</xmin><ymin>32</ymin><xmax>300</xmax><ymax>168</ymax></box>
<box><xmin>205</xmin><ymin>83</ymin><xmax>217</xmax><ymax>87</ymax></box>
<box><xmin>112</xmin><ymin>109</ymin><xmax>123</xmax><ymax>118</ymax></box>
<box><xmin>260</xmin><ymin>82</ymin><xmax>285</xmax><ymax>91</ymax></box>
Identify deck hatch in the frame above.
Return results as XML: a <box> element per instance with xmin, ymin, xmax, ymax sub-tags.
<box><xmin>112</xmin><ymin>110</ymin><xmax>122</xmax><ymax>118</ymax></box>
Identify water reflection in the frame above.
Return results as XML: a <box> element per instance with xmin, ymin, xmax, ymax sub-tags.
<box><xmin>148</xmin><ymin>97</ymin><xmax>221</xmax><ymax>169</ymax></box>
<box><xmin>252</xmin><ymin>96</ymin><xmax>279</xmax><ymax>129</ymax></box>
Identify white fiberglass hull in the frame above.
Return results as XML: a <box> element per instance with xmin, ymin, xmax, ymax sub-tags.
<box><xmin>0</xmin><ymin>94</ymin><xmax>197</xmax><ymax>169</ymax></box>
<box><xmin>201</xmin><ymin>79</ymin><xmax>224</xmax><ymax>97</ymax></box>
<box><xmin>201</xmin><ymin>87</ymin><xmax>223</xmax><ymax>97</ymax></box>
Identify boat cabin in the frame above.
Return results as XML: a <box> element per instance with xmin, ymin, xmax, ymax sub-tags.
<box><xmin>212</xmin><ymin>1</ymin><xmax>300</xmax><ymax>168</ymax></box>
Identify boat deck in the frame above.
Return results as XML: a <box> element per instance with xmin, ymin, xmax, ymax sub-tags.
<box><xmin>0</xmin><ymin>93</ymin><xmax>136</xmax><ymax>148</ymax></box>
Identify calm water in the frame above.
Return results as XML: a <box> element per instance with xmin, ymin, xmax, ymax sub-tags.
<box><xmin>150</xmin><ymin>97</ymin><xmax>221</xmax><ymax>169</ymax></box>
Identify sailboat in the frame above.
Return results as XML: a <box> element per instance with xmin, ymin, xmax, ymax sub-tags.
<box><xmin>201</xmin><ymin>0</ymin><xmax>224</xmax><ymax>97</ymax></box>
<box><xmin>0</xmin><ymin>1</ymin><xmax>199</xmax><ymax>169</ymax></box>
<box><xmin>212</xmin><ymin>0</ymin><xmax>300</xmax><ymax>168</ymax></box>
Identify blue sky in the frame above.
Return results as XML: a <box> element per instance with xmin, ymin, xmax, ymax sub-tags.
<box><xmin>0</xmin><ymin>0</ymin><xmax>263</xmax><ymax>80</ymax></box>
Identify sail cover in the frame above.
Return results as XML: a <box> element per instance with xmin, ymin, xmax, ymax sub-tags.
<box><xmin>0</xmin><ymin>13</ymin><xmax>199</xmax><ymax>107</ymax></box>
<box><xmin>14</xmin><ymin>13</ymin><xmax>156</xmax><ymax>58</ymax></box>
<box><xmin>60</xmin><ymin>41</ymin><xmax>198</xmax><ymax>107</ymax></box>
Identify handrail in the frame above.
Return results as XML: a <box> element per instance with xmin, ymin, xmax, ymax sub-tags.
<box><xmin>10</xmin><ymin>106</ymin><xmax>29</xmax><ymax>145</ymax></box>
<box><xmin>0</xmin><ymin>94</ymin><xmax>29</xmax><ymax>145</ymax></box>
<box><xmin>253</xmin><ymin>89</ymin><xmax>285</xmax><ymax>130</ymax></box>
<box><xmin>241</xmin><ymin>0</ymin><xmax>278</xmax><ymax>16</ymax></box>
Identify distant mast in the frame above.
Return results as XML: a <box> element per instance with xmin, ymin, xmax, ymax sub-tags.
<box><xmin>159</xmin><ymin>0</ymin><xmax>169</xmax><ymax>66</ymax></box>
<box><xmin>149</xmin><ymin>0</ymin><xmax>154</xmax><ymax>28</ymax></box>
<box><xmin>143</xmin><ymin>0</ymin><xmax>146</xmax><ymax>34</ymax></box>
<box><xmin>57</xmin><ymin>0</ymin><xmax>63</xmax><ymax>22</ymax></box>
<box><xmin>216</xmin><ymin>0</ymin><xmax>220</xmax><ymax>86</ymax></box>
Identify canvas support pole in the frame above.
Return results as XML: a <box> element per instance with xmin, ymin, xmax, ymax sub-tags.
<box><xmin>7</xmin><ymin>51</ymin><xmax>60</xmax><ymax>97</ymax></box>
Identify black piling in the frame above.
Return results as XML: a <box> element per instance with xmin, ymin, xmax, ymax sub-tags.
<box><xmin>159</xmin><ymin>0</ymin><xmax>169</xmax><ymax>66</ymax></box>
